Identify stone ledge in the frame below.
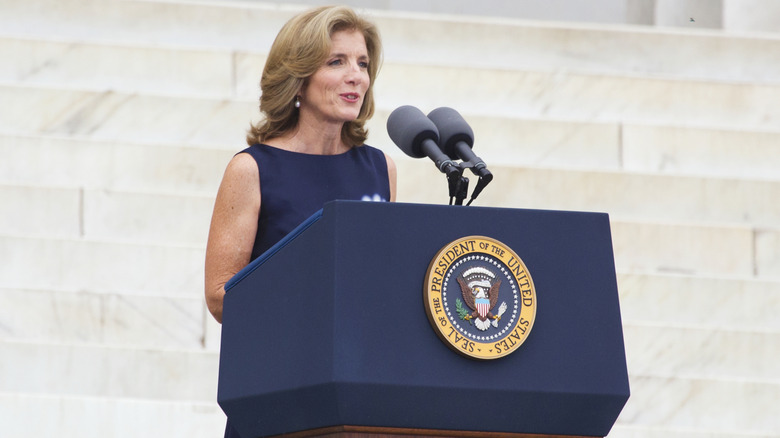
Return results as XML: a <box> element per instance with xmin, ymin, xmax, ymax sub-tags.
<box><xmin>0</xmin><ymin>235</ymin><xmax>205</xmax><ymax>296</ymax></box>
<box><xmin>4</xmin><ymin>0</ymin><xmax>780</xmax><ymax>84</ymax></box>
<box><xmin>394</xmin><ymin>159</ymin><xmax>780</xmax><ymax>228</ymax></box>
<box><xmin>618</xmin><ymin>273</ymin><xmax>780</xmax><ymax>332</ymax></box>
<box><xmin>0</xmin><ymin>288</ymin><xmax>207</xmax><ymax>350</ymax></box>
<box><xmin>5</xmin><ymin>65</ymin><xmax>780</xmax><ymax>138</ymax></box>
<box><xmin>622</xmin><ymin>124</ymin><xmax>780</xmax><ymax>181</ymax></box>
<box><xmin>4</xmin><ymin>119</ymin><xmax>779</xmax><ymax>187</ymax></box>
<box><xmin>608</xmin><ymin>424</ymin><xmax>780</xmax><ymax>438</ymax></box>
<box><xmin>0</xmin><ymin>36</ymin><xmax>234</xmax><ymax>99</ymax></box>
<box><xmin>4</xmin><ymin>176</ymin><xmax>780</xmax><ymax>247</ymax></box>
<box><xmin>1</xmin><ymin>218</ymin><xmax>777</xmax><ymax>286</ymax></box>
<box><xmin>0</xmin><ymin>84</ymin><xmax>256</xmax><ymax>146</ymax></box>
<box><xmin>0</xmin><ymin>134</ymin><xmax>234</xmax><ymax>193</ymax></box>
<box><xmin>616</xmin><ymin>375</ymin><xmax>780</xmax><ymax>435</ymax></box>
<box><xmin>610</xmin><ymin>220</ymin><xmax>756</xmax><ymax>279</ymax></box>
<box><xmin>623</xmin><ymin>325</ymin><xmax>780</xmax><ymax>382</ymax></box>
<box><xmin>0</xmin><ymin>392</ymin><xmax>226</xmax><ymax>437</ymax></box>
<box><xmin>0</xmin><ymin>340</ymin><xmax>218</xmax><ymax>401</ymax></box>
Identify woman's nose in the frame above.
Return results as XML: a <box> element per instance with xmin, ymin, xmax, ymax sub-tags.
<box><xmin>345</xmin><ymin>61</ymin><xmax>363</xmax><ymax>83</ymax></box>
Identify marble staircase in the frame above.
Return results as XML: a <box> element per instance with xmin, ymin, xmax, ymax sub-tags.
<box><xmin>1</xmin><ymin>0</ymin><xmax>779</xmax><ymax>436</ymax></box>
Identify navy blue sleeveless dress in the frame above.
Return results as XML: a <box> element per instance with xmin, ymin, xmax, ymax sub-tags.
<box><xmin>223</xmin><ymin>143</ymin><xmax>390</xmax><ymax>438</ymax></box>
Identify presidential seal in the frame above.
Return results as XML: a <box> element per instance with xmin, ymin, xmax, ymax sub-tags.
<box><xmin>424</xmin><ymin>236</ymin><xmax>537</xmax><ymax>360</ymax></box>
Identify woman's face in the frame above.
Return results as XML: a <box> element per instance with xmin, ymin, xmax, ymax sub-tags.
<box><xmin>300</xmin><ymin>29</ymin><xmax>370</xmax><ymax>126</ymax></box>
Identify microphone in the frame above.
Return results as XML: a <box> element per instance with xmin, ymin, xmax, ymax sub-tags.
<box><xmin>426</xmin><ymin>107</ymin><xmax>492</xmax><ymax>180</ymax></box>
<box><xmin>387</xmin><ymin>105</ymin><xmax>460</xmax><ymax>177</ymax></box>
<box><xmin>427</xmin><ymin>107</ymin><xmax>493</xmax><ymax>205</ymax></box>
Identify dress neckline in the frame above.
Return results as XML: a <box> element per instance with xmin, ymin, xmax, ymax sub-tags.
<box><xmin>256</xmin><ymin>143</ymin><xmax>358</xmax><ymax>157</ymax></box>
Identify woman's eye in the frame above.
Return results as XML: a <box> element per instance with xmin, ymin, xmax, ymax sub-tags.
<box><xmin>359</xmin><ymin>61</ymin><xmax>369</xmax><ymax>69</ymax></box>
<box><xmin>328</xmin><ymin>59</ymin><xmax>342</xmax><ymax>66</ymax></box>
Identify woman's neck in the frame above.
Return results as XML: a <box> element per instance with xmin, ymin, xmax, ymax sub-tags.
<box><xmin>268</xmin><ymin>118</ymin><xmax>351</xmax><ymax>155</ymax></box>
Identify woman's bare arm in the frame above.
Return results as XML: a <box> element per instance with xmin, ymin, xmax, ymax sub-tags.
<box><xmin>204</xmin><ymin>153</ymin><xmax>261</xmax><ymax>323</ymax></box>
<box><xmin>385</xmin><ymin>153</ymin><xmax>397</xmax><ymax>202</ymax></box>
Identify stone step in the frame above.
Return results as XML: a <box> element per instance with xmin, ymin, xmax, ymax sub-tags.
<box><xmin>0</xmin><ymin>134</ymin><xmax>234</xmax><ymax>193</ymax></box>
<box><xmin>2</xmin><ymin>381</ymin><xmax>776</xmax><ymax>438</ymax></box>
<box><xmin>5</xmin><ymin>31</ymin><xmax>780</xmax><ymax>132</ymax></box>
<box><xmin>6</xmin><ymin>82</ymin><xmax>779</xmax><ymax>173</ymax></box>
<box><xmin>375</xmin><ymin>116</ymin><xmax>780</xmax><ymax>182</ymax></box>
<box><xmin>3</xmin><ymin>171</ymin><xmax>780</xmax><ymax>242</ymax></box>
<box><xmin>617</xmin><ymin>274</ymin><xmax>780</xmax><ymax>333</ymax></box>
<box><xmin>2</xmin><ymin>273</ymin><xmax>775</xmax><ymax>352</ymax></box>
<box><xmin>373</xmin><ymin>63</ymin><xmax>780</xmax><ymax>131</ymax></box>
<box><xmin>0</xmin><ymin>134</ymin><xmax>232</xmax><ymax>188</ymax></box>
<box><xmin>0</xmin><ymin>340</ymin><xmax>218</xmax><ymax>401</ymax></box>
<box><xmin>2</xmin><ymin>265</ymin><xmax>777</xmax><ymax>344</ymax></box>
<box><xmin>620</xmin><ymin>124</ymin><xmax>780</xmax><ymax>181</ymax></box>
<box><xmin>0</xmin><ymin>288</ymin><xmax>209</xmax><ymax>351</ymax></box>
<box><xmin>609</xmin><ymin>425</ymin><xmax>780</xmax><ymax>438</ymax></box>
<box><xmin>0</xmin><ymin>36</ymin><xmax>234</xmax><ymax>99</ymax></box>
<box><xmin>0</xmin><ymin>392</ymin><xmax>226</xmax><ymax>437</ymax></box>
<box><xmin>3</xmin><ymin>82</ymin><xmax>779</xmax><ymax>175</ymax></box>
<box><xmin>4</xmin><ymin>163</ymin><xmax>780</xmax><ymax>246</ymax></box>
<box><xmin>610</xmin><ymin>220</ymin><xmax>778</xmax><ymax>279</ymax></box>
<box><xmin>393</xmin><ymin>159</ymin><xmax>780</xmax><ymax>227</ymax></box>
<box><xmin>0</xmin><ymin>0</ymin><xmax>294</xmax><ymax>52</ymax></box>
<box><xmin>2</xmin><ymin>294</ymin><xmax>778</xmax><ymax>386</ymax></box>
<box><xmin>0</xmin><ymin>327</ymin><xmax>776</xmax><ymax>428</ymax></box>
<box><xmin>0</xmin><ymin>84</ymin><xmax>255</xmax><ymax>147</ymax></box>
<box><xmin>4</xmin><ymin>58</ymin><xmax>780</xmax><ymax>134</ymax></box>
<box><xmin>623</xmin><ymin>324</ymin><xmax>780</xmax><ymax>382</ymax></box>
<box><xmin>1</xmin><ymin>219</ymin><xmax>777</xmax><ymax>304</ymax></box>
<box><xmin>4</xmin><ymin>116</ymin><xmax>779</xmax><ymax>194</ymax></box>
<box><xmin>3</xmin><ymin>0</ymin><xmax>780</xmax><ymax>85</ymax></box>
<box><xmin>4</xmin><ymin>174</ymin><xmax>780</xmax><ymax>278</ymax></box>
<box><xmin>0</xmin><ymin>184</ymin><xmax>81</xmax><ymax>239</ymax></box>
<box><xmin>0</xmin><ymin>381</ymin><xmax>776</xmax><ymax>438</ymax></box>
<box><xmin>615</xmin><ymin>375</ymin><xmax>780</xmax><ymax>436</ymax></box>
<box><xmin>0</xmin><ymin>185</ymin><xmax>213</xmax><ymax>246</ymax></box>
<box><xmin>81</xmin><ymin>188</ymin><xmax>213</xmax><ymax>247</ymax></box>
<box><xmin>0</xmin><ymin>235</ymin><xmax>204</xmax><ymax>297</ymax></box>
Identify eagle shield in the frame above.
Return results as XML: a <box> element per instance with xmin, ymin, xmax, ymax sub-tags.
<box><xmin>457</xmin><ymin>267</ymin><xmax>504</xmax><ymax>331</ymax></box>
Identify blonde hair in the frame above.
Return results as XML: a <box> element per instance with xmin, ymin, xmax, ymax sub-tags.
<box><xmin>246</xmin><ymin>6</ymin><xmax>382</xmax><ymax>147</ymax></box>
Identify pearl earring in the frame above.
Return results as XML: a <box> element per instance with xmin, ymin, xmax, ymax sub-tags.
<box><xmin>294</xmin><ymin>96</ymin><xmax>301</xmax><ymax>108</ymax></box>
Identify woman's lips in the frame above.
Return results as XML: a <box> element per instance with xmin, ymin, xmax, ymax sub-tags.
<box><xmin>340</xmin><ymin>93</ymin><xmax>360</xmax><ymax>103</ymax></box>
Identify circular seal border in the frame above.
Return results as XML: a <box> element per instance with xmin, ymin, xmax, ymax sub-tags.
<box><xmin>424</xmin><ymin>236</ymin><xmax>537</xmax><ymax>360</ymax></box>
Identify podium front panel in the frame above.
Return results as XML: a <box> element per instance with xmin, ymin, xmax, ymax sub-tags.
<box><xmin>220</xmin><ymin>201</ymin><xmax>629</xmax><ymax>438</ymax></box>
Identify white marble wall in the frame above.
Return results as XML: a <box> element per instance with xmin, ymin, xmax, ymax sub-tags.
<box><xmin>0</xmin><ymin>0</ymin><xmax>779</xmax><ymax>437</ymax></box>
<box><xmin>231</xmin><ymin>0</ymin><xmax>780</xmax><ymax>32</ymax></box>
<box><xmin>655</xmin><ymin>0</ymin><xmax>723</xmax><ymax>28</ymax></box>
<box><xmin>0</xmin><ymin>394</ymin><xmax>226</xmax><ymax>437</ymax></box>
<box><xmin>725</xmin><ymin>0</ymin><xmax>780</xmax><ymax>33</ymax></box>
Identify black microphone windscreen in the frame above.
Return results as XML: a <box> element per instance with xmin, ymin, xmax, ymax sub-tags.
<box><xmin>387</xmin><ymin>105</ymin><xmax>439</xmax><ymax>158</ymax></box>
<box><xmin>427</xmin><ymin>107</ymin><xmax>474</xmax><ymax>159</ymax></box>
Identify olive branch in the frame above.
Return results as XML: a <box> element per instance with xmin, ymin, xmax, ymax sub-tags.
<box><xmin>455</xmin><ymin>298</ymin><xmax>472</xmax><ymax>325</ymax></box>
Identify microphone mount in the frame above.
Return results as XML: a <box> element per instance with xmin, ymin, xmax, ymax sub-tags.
<box><xmin>448</xmin><ymin>160</ymin><xmax>492</xmax><ymax>206</ymax></box>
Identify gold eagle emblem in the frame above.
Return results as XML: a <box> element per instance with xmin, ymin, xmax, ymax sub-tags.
<box><xmin>456</xmin><ymin>267</ymin><xmax>507</xmax><ymax>331</ymax></box>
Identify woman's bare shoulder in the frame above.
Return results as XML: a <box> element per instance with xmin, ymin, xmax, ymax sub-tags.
<box><xmin>219</xmin><ymin>152</ymin><xmax>259</xmax><ymax>189</ymax></box>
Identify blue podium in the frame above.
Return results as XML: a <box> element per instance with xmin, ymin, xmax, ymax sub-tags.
<box><xmin>219</xmin><ymin>201</ymin><xmax>629</xmax><ymax>438</ymax></box>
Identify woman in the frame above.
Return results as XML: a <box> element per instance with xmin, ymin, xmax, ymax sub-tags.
<box><xmin>205</xmin><ymin>6</ymin><xmax>396</xmax><ymax>324</ymax></box>
<box><xmin>205</xmin><ymin>5</ymin><xmax>395</xmax><ymax>437</ymax></box>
